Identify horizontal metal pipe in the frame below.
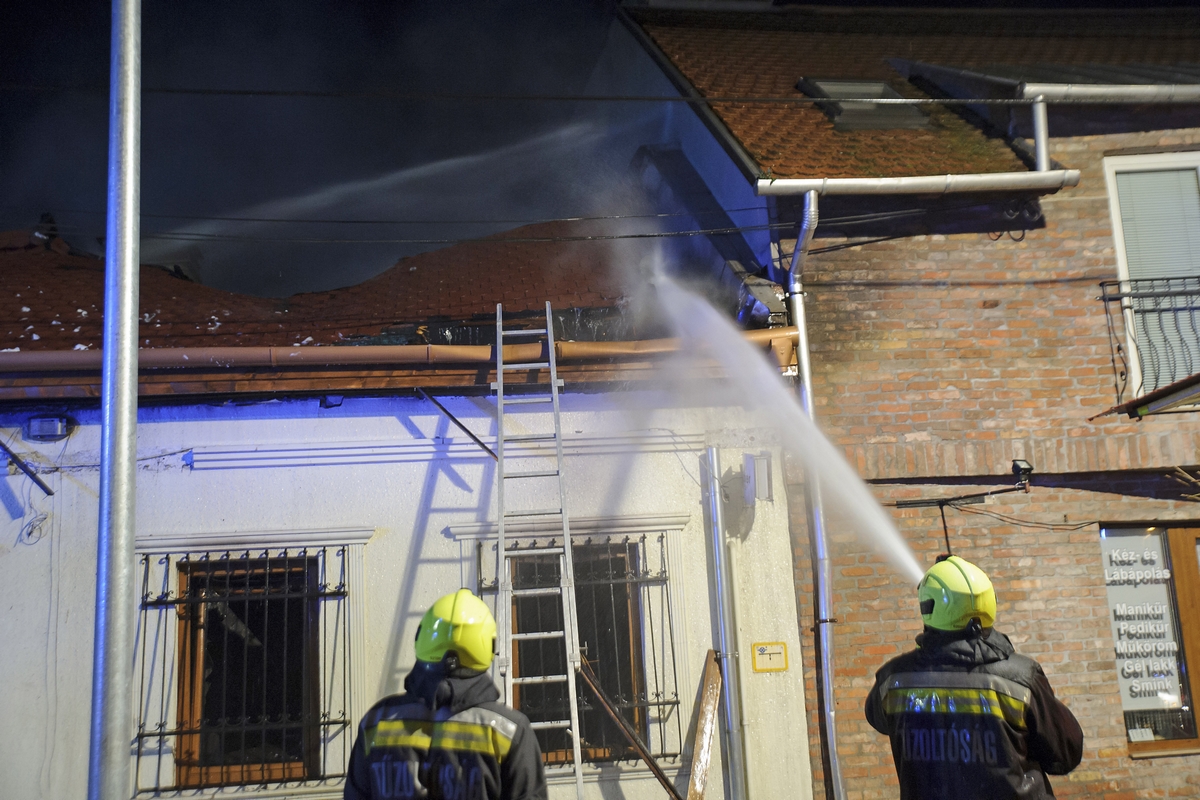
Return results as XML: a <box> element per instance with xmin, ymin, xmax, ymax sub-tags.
<box><xmin>1020</xmin><ymin>83</ymin><xmax>1200</xmax><ymax>103</ymax></box>
<box><xmin>756</xmin><ymin>170</ymin><xmax>1079</xmax><ymax>196</ymax></box>
<box><xmin>0</xmin><ymin>327</ymin><xmax>799</xmax><ymax>373</ymax></box>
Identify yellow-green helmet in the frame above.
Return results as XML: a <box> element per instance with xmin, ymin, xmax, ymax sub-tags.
<box><xmin>414</xmin><ymin>589</ymin><xmax>497</xmax><ymax>671</ymax></box>
<box><xmin>918</xmin><ymin>556</ymin><xmax>996</xmax><ymax>631</ymax></box>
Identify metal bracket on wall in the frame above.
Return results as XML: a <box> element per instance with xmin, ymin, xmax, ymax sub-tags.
<box><xmin>416</xmin><ymin>387</ymin><xmax>497</xmax><ymax>461</ymax></box>
<box><xmin>0</xmin><ymin>438</ymin><xmax>54</xmax><ymax>496</ymax></box>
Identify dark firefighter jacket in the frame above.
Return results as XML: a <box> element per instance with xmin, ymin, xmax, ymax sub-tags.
<box><xmin>865</xmin><ymin>627</ymin><xmax>1083</xmax><ymax>800</ymax></box>
<box><xmin>345</xmin><ymin>667</ymin><xmax>547</xmax><ymax>800</ymax></box>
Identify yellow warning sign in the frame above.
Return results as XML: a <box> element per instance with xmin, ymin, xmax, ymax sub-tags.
<box><xmin>751</xmin><ymin>642</ymin><xmax>788</xmax><ymax>673</ymax></box>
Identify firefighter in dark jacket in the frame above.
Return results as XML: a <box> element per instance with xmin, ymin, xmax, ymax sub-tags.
<box><xmin>345</xmin><ymin>589</ymin><xmax>547</xmax><ymax>800</ymax></box>
<box><xmin>866</xmin><ymin>556</ymin><xmax>1083</xmax><ymax>800</ymax></box>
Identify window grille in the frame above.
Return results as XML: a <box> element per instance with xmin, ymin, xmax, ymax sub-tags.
<box><xmin>134</xmin><ymin>546</ymin><xmax>352</xmax><ymax>794</ymax></box>
<box><xmin>480</xmin><ymin>534</ymin><xmax>683</xmax><ymax>767</ymax></box>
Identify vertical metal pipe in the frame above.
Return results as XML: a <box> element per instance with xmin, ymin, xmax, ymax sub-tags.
<box><xmin>704</xmin><ymin>447</ymin><xmax>747</xmax><ymax>800</ymax></box>
<box><xmin>88</xmin><ymin>1</ymin><xmax>141</xmax><ymax>798</ymax></box>
<box><xmin>785</xmin><ymin>191</ymin><xmax>846</xmax><ymax>800</ymax></box>
<box><xmin>1032</xmin><ymin>96</ymin><xmax>1050</xmax><ymax>172</ymax></box>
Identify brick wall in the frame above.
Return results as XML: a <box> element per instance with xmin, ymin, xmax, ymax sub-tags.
<box><xmin>785</xmin><ymin>128</ymin><xmax>1200</xmax><ymax>799</ymax></box>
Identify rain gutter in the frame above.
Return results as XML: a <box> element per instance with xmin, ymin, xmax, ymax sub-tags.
<box><xmin>785</xmin><ymin>190</ymin><xmax>845</xmax><ymax>800</ymax></box>
<box><xmin>756</xmin><ymin>169</ymin><xmax>1079</xmax><ymax>196</ymax></box>
<box><xmin>0</xmin><ymin>328</ymin><xmax>799</xmax><ymax>373</ymax></box>
<box><xmin>1019</xmin><ymin>84</ymin><xmax>1200</xmax><ymax>103</ymax></box>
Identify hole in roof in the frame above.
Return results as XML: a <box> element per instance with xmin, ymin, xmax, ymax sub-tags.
<box><xmin>796</xmin><ymin>78</ymin><xmax>930</xmax><ymax>131</ymax></box>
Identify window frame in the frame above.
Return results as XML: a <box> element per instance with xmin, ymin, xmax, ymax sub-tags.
<box><xmin>454</xmin><ymin>514</ymin><xmax>691</xmax><ymax>776</ymax></box>
<box><xmin>1102</xmin><ymin>150</ymin><xmax>1200</xmax><ymax>397</ymax></box>
<box><xmin>1099</xmin><ymin>521</ymin><xmax>1200</xmax><ymax>758</ymax></box>
<box><xmin>173</xmin><ymin>555</ymin><xmax>323</xmax><ymax>788</ymax></box>
<box><xmin>508</xmin><ymin>542</ymin><xmax>652</xmax><ymax>766</ymax></box>
<box><xmin>133</xmin><ymin>528</ymin><xmax>371</xmax><ymax>797</ymax></box>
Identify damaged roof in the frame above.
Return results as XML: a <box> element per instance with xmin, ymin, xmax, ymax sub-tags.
<box><xmin>0</xmin><ymin>222</ymin><xmax>626</xmax><ymax>352</ymax></box>
<box><xmin>627</xmin><ymin>6</ymin><xmax>1200</xmax><ymax>180</ymax></box>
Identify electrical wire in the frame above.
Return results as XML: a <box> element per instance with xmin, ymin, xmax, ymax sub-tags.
<box><xmin>114</xmin><ymin>221</ymin><xmax>793</xmax><ymax>245</ymax></box>
<box><xmin>6</xmin><ymin>205</ymin><xmax>771</xmax><ymax>226</ymax></box>
<box><xmin>28</xmin><ymin>201</ymin><xmax>1049</xmax><ymax>249</ymax></box>
<box><xmin>951</xmin><ymin>502</ymin><xmax>1098</xmax><ymax>531</ymax></box>
<box><xmin>8</xmin><ymin>199</ymin><xmax>1004</xmax><ymax>230</ymax></box>
<box><xmin>0</xmin><ymin>84</ymin><xmax>1045</xmax><ymax>105</ymax></box>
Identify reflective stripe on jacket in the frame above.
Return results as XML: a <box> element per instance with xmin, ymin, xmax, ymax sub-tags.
<box><xmin>865</xmin><ymin>628</ymin><xmax>1083</xmax><ymax>800</ymax></box>
<box><xmin>345</xmin><ymin>673</ymin><xmax>546</xmax><ymax>800</ymax></box>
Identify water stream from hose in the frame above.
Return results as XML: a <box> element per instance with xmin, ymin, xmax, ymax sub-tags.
<box><xmin>654</xmin><ymin>274</ymin><xmax>925</xmax><ymax>585</ymax></box>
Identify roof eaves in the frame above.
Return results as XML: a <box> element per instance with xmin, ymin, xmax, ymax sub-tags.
<box><xmin>617</xmin><ymin>7</ymin><xmax>763</xmax><ymax>182</ymax></box>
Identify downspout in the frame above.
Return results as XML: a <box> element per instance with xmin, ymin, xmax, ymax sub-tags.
<box><xmin>786</xmin><ymin>191</ymin><xmax>845</xmax><ymax>800</ymax></box>
<box><xmin>1032</xmin><ymin>96</ymin><xmax>1050</xmax><ymax>172</ymax></box>
<box><xmin>704</xmin><ymin>447</ymin><xmax>748</xmax><ymax>800</ymax></box>
<box><xmin>89</xmin><ymin>1</ymin><xmax>140</xmax><ymax>799</ymax></box>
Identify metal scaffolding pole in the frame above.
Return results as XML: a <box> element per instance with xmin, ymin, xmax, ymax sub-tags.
<box><xmin>88</xmin><ymin>1</ymin><xmax>141</xmax><ymax>798</ymax></box>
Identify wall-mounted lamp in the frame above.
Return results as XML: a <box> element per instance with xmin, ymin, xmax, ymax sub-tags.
<box><xmin>1012</xmin><ymin>459</ymin><xmax>1034</xmax><ymax>482</ymax></box>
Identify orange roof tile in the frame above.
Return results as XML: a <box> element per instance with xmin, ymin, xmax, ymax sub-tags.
<box><xmin>630</xmin><ymin>7</ymin><xmax>1200</xmax><ymax>180</ymax></box>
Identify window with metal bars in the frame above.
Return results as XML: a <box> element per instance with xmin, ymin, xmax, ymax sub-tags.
<box><xmin>481</xmin><ymin>534</ymin><xmax>683</xmax><ymax>767</ymax></box>
<box><xmin>134</xmin><ymin>546</ymin><xmax>352</xmax><ymax>794</ymax></box>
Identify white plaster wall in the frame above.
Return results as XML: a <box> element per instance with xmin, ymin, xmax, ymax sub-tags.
<box><xmin>0</xmin><ymin>392</ymin><xmax>811</xmax><ymax>800</ymax></box>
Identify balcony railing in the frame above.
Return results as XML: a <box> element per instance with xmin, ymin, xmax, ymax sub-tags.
<box><xmin>1100</xmin><ymin>276</ymin><xmax>1200</xmax><ymax>404</ymax></box>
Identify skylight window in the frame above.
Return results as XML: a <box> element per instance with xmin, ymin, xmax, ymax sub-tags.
<box><xmin>796</xmin><ymin>78</ymin><xmax>930</xmax><ymax>131</ymax></box>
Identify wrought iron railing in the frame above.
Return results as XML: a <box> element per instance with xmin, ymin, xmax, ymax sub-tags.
<box><xmin>1100</xmin><ymin>276</ymin><xmax>1200</xmax><ymax>403</ymax></box>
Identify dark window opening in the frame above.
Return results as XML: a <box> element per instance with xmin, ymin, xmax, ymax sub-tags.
<box><xmin>796</xmin><ymin>78</ymin><xmax>930</xmax><ymax>131</ymax></box>
<box><xmin>176</xmin><ymin>557</ymin><xmax>318</xmax><ymax>785</ymax></box>
<box><xmin>135</xmin><ymin>547</ymin><xmax>352</xmax><ymax>794</ymax></box>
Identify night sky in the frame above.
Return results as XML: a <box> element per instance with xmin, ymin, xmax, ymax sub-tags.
<box><xmin>1</xmin><ymin>0</ymin><xmax>660</xmax><ymax>297</ymax></box>
<box><xmin>1</xmin><ymin>1</ymin><xmax>1188</xmax><ymax>297</ymax></box>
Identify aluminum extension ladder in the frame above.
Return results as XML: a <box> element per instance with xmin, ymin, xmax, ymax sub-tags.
<box><xmin>493</xmin><ymin>301</ymin><xmax>586</xmax><ymax>800</ymax></box>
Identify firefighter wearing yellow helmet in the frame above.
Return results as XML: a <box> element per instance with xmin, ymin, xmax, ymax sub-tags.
<box><xmin>345</xmin><ymin>589</ymin><xmax>547</xmax><ymax>800</ymax></box>
<box><xmin>865</xmin><ymin>556</ymin><xmax>1083</xmax><ymax>800</ymax></box>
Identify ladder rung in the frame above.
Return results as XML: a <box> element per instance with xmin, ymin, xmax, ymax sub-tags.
<box><xmin>513</xmin><ymin>675</ymin><xmax>568</xmax><ymax>685</ymax></box>
<box><xmin>504</xmin><ymin>469</ymin><xmax>559</xmax><ymax>479</ymax></box>
<box><xmin>512</xmin><ymin>630</ymin><xmax>565</xmax><ymax>641</ymax></box>
<box><xmin>504</xmin><ymin>362</ymin><xmax>550</xmax><ymax>370</ymax></box>
<box><xmin>501</xmin><ymin>328</ymin><xmax>547</xmax><ymax>337</ymax></box>
<box><xmin>512</xmin><ymin>587</ymin><xmax>563</xmax><ymax>597</ymax></box>
<box><xmin>529</xmin><ymin>720</ymin><xmax>571</xmax><ymax>730</ymax></box>
<box><xmin>503</xmin><ymin>508</ymin><xmax>562</xmax><ymax>518</ymax></box>
<box><xmin>503</xmin><ymin>434</ymin><xmax>556</xmax><ymax>442</ymax></box>
<box><xmin>504</xmin><ymin>547</ymin><xmax>566</xmax><ymax>557</ymax></box>
<box><xmin>502</xmin><ymin>396</ymin><xmax>552</xmax><ymax>405</ymax></box>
